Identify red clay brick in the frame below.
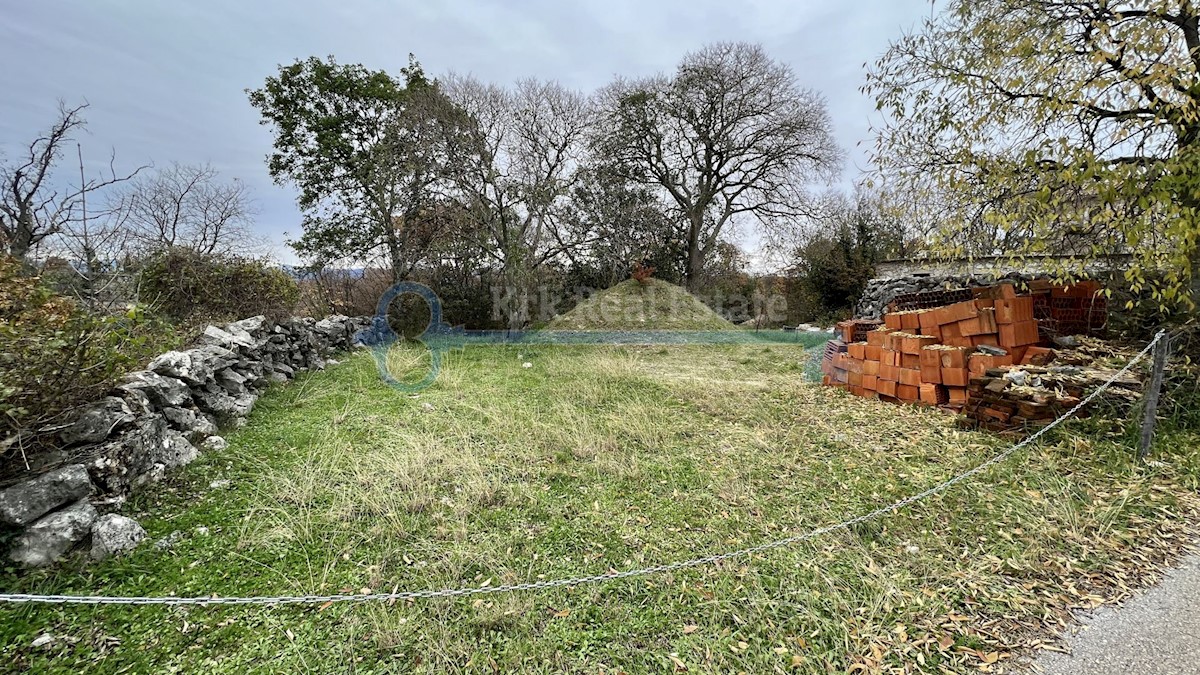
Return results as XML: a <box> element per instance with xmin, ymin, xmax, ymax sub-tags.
<box><xmin>920</xmin><ymin>363</ymin><xmax>942</xmax><ymax>384</ymax></box>
<box><xmin>999</xmin><ymin>320</ymin><xmax>1039</xmax><ymax>347</ymax></box>
<box><xmin>848</xmin><ymin>342</ymin><xmax>868</xmax><ymax>359</ymax></box>
<box><xmin>941</xmin><ymin>367</ymin><xmax>970</xmax><ymax>387</ymax></box>
<box><xmin>877</xmin><ymin>379</ymin><xmax>897</xmax><ymax>397</ymax></box>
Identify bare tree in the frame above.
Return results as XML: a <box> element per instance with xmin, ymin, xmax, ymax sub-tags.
<box><xmin>444</xmin><ymin>75</ymin><xmax>592</xmax><ymax>328</ymax></box>
<box><xmin>0</xmin><ymin>101</ymin><xmax>144</xmax><ymax>259</ymax></box>
<box><xmin>109</xmin><ymin>162</ymin><xmax>259</xmax><ymax>256</ymax></box>
<box><xmin>595</xmin><ymin>42</ymin><xmax>842</xmax><ymax>291</ymax></box>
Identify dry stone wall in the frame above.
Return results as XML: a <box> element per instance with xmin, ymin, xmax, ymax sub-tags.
<box><xmin>0</xmin><ymin>314</ymin><xmax>372</xmax><ymax>567</ymax></box>
<box><xmin>856</xmin><ymin>272</ymin><xmax>1039</xmax><ymax>320</ymax></box>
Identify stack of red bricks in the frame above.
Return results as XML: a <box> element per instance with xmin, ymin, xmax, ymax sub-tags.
<box><xmin>821</xmin><ymin>283</ymin><xmax>1059</xmax><ymax>412</ymax></box>
<box><xmin>1034</xmin><ymin>279</ymin><xmax>1108</xmax><ymax>336</ymax></box>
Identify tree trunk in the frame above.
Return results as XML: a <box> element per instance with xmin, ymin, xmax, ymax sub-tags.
<box><xmin>385</xmin><ymin>226</ymin><xmax>406</xmax><ymax>284</ymax></box>
<box><xmin>8</xmin><ymin>212</ymin><xmax>35</xmax><ymax>259</ymax></box>
<box><xmin>684</xmin><ymin>211</ymin><xmax>704</xmax><ymax>291</ymax></box>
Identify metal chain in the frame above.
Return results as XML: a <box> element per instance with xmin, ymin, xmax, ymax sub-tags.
<box><xmin>0</xmin><ymin>331</ymin><xmax>1165</xmax><ymax>606</ymax></box>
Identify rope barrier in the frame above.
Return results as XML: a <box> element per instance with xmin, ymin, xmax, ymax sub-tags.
<box><xmin>0</xmin><ymin>331</ymin><xmax>1165</xmax><ymax>606</ymax></box>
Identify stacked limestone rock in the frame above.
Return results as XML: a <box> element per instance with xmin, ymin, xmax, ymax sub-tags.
<box><xmin>0</xmin><ymin>314</ymin><xmax>372</xmax><ymax>567</ymax></box>
<box><xmin>856</xmin><ymin>273</ymin><xmax>1036</xmax><ymax>320</ymax></box>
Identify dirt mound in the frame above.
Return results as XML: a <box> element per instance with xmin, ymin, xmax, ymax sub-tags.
<box><xmin>547</xmin><ymin>278</ymin><xmax>735</xmax><ymax>331</ymax></box>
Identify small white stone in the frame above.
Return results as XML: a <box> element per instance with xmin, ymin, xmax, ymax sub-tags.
<box><xmin>90</xmin><ymin>514</ymin><xmax>147</xmax><ymax>560</ymax></box>
<box><xmin>31</xmin><ymin>634</ymin><xmax>55</xmax><ymax>649</ymax></box>
<box><xmin>420</xmin><ymin>402</ymin><xmax>435</xmax><ymax>412</ymax></box>
<box><xmin>201</xmin><ymin>436</ymin><xmax>228</xmax><ymax>452</ymax></box>
<box><xmin>522</xmin><ymin>362</ymin><xmax>533</xmax><ymax>368</ymax></box>
<box><xmin>195</xmin><ymin>526</ymin><xmax>210</xmax><ymax>536</ymax></box>
<box><xmin>209</xmin><ymin>479</ymin><xmax>231</xmax><ymax>489</ymax></box>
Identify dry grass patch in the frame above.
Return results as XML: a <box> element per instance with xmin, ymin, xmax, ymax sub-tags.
<box><xmin>1</xmin><ymin>342</ymin><xmax>1197</xmax><ymax>674</ymax></box>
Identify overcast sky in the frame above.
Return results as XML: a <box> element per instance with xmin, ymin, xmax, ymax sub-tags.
<box><xmin>1</xmin><ymin>0</ymin><xmax>933</xmax><ymax>264</ymax></box>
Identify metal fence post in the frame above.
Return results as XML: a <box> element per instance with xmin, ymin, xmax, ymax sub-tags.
<box><xmin>1138</xmin><ymin>331</ymin><xmax>1170</xmax><ymax>461</ymax></box>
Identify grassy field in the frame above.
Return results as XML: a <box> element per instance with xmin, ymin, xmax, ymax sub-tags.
<box><xmin>1</xmin><ymin>343</ymin><xmax>1198</xmax><ymax>673</ymax></box>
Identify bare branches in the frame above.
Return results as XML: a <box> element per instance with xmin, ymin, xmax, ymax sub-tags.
<box><xmin>106</xmin><ymin>163</ymin><xmax>259</xmax><ymax>257</ymax></box>
<box><xmin>595</xmin><ymin>42</ymin><xmax>841</xmax><ymax>289</ymax></box>
<box><xmin>0</xmin><ymin>101</ymin><xmax>146</xmax><ymax>259</ymax></box>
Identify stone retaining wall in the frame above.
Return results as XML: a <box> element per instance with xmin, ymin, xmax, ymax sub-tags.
<box><xmin>0</xmin><ymin>314</ymin><xmax>372</xmax><ymax>567</ymax></box>
<box><xmin>856</xmin><ymin>272</ymin><xmax>1041</xmax><ymax>320</ymax></box>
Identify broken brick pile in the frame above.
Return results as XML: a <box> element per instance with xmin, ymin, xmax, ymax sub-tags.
<box><xmin>821</xmin><ymin>281</ymin><xmax>1111</xmax><ymax>432</ymax></box>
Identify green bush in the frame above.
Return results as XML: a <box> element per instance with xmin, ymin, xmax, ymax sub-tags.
<box><xmin>0</xmin><ymin>258</ymin><xmax>176</xmax><ymax>475</ymax></box>
<box><xmin>138</xmin><ymin>249</ymin><xmax>299</xmax><ymax>323</ymax></box>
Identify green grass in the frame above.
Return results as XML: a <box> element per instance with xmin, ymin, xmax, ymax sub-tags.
<box><xmin>1</xmin><ymin>344</ymin><xmax>1198</xmax><ymax>673</ymax></box>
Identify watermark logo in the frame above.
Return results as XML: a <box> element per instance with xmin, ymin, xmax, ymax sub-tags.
<box><xmin>359</xmin><ymin>282</ymin><xmax>830</xmax><ymax>392</ymax></box>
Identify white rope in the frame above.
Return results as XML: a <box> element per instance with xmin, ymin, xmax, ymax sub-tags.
<box><xmin>0</xmin><ymin>331</ymin><xmax>1165</xmax><ymax>606</ymax></box>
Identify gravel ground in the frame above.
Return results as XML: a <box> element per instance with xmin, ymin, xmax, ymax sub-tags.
<box><xmin>1029</xmin><ymin>552</ymin><xmax>1200</xmax><ymax>674</ymax></box>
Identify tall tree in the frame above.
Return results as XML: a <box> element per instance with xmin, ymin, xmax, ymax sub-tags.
<box><xmin>595</xmin><ymin>41</ymin><xmax>841</xmax><ymax>291</ymax></box>
<box><xmin>443</xmin><ymin>75</ymin><xmax>591</xmax><ymax>328</ymax></box>
<box><xmin>866</xmin><ymin>0</ymin><xmax>1200</xmax><ymax>310</ymax></box>
<box><xmin>0</xmin><ymin>102</ymin><xmax>143</xmax><ymax>259</ymax></box>
<box><xmin>248</xmin><ymin>56</ymin><xmax>471</xmax><ymax>280</ymax></box>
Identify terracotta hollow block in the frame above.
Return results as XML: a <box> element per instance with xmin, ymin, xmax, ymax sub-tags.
<box><xmin>941</xmin><ymin>367</ymin><xmax>970</xmax><ymax>387</ymax></box>
<box><xmin>865</xmin><ymin>345</ymin><xmax>881</xmax><ymax>361</ymax></box>
<box><xmin>848</xmin><ymin>371</ymin><xmax>863</xmax><ymax>386</ymax></box>
<box><xmin>900</xmin><ymin>312</ymin><xmax>920</xmax><ymax>330</ymax></box>
<box><xmin>994</xmin><ymin>297</ymin><xmax>1034</xmax><ymax>324</ymax></box>
<box><xmin>918</xmin><ymin>383</ymin><xmax>946</xmax><ymax>405</ymax></box>
<box><xmin>863</xmin><ymin>359</ymin><xmax>880</xmax><ymax>376</ymax></box>
<box><xmin>897</xmin><ymin>384</ymin><xmax>919</xmax><ymax>402</ymax></box>
<box><xmin>920</xmin><ymin>363</ymin><xmax>942</xmax><ymax>384</ymax></box>
<box><xmin>901</xmin><ymin>353</ymin><xmax>921</xmax><ymax>370</ymax></box>
<box><xmin>945</xmin><ymin>301</ymin><xmax>979</xmax><ymax>323</ymax></box>
<box><xmin>919</xmin><ymin>347</ymin><xmax>942</xmax><ymax>368</ymax></box>
<box><xmin>877</xmin><ymin>379</ymin><xmax>897</xmax><ymax>397</ymax></box>
<box><xmin>899</xmin><ymin>368</ymin><xmax>923</xmax><ymax>386</ymax></box>
<box><xmin>863</xmin><ymin>374</ymin><xmax>878</xmax><ymax>390</ymax></box>
<box><xmin>918</xmin><ymin>310</ymin><xmax>939</xmax><ymax>333</ymax></box>
<box><xmin>848</xmin><ymin>342</ymin><xmax>867</xmax><ymax>360</ymax></box>
<box><xmin>884</xmin><ymin>313</ymin><xmax>903</xmax><ymax>330</ymax></box>
<box><xmin>980</xmin><ymin>308</ymin><xmax>997</xmax><ymax>333</ymax></box>
<box><xmin>866</xmin><ymin>329</ymin><xmax>891</xmax><ymax>347</ymax></box>
<box><xmin>938</xmin><ymin>347</ymin><xmax>972</xmax><ymax>369</ymax></box>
